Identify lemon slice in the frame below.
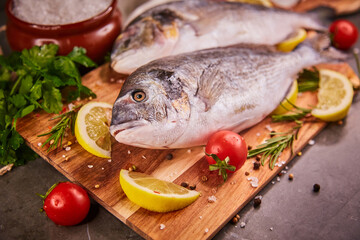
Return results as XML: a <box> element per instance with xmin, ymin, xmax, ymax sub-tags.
<box><xmin>120</xmin><ymin>169</ymin><xmax>200</xmax><ymax>212</ymax></box>
<box><xmin>277</xmin><ymin>28</ymin><xmax>307</xmax><ymax>52</ymax></box>
<box><xmin>228</xmin><ymin>0</ymin><xmax>273</xmax><ymax>7</ymax></box>
<box><xmin>75</xmin><ymin>102</ymin><xmax>112</xmax><ymax>158</ymax></box>
<box><xmin>311</xmin><ymin>69</ymin><xmax>354</xmax><ymax>122</ymax></box>
<box><xmin>272</xmin><ymin>80</ymin><xmax>298</xmax><ymax>115</ymax></box>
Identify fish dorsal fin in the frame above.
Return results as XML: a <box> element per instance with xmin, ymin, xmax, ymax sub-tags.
<box><xmin>195</xmin><ymin>63</ymin><xmax>227</xmax><ymax>112</ymax></box>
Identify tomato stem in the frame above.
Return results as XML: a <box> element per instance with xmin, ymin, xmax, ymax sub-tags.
<box><xmin>206</xmin><ymin>153</ymin><xmax>236</xmax><ymax>182</ymax></box>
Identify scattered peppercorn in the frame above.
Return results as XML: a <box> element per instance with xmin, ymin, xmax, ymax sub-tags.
<box><xmin>255</xmin><ymin>156</ymin><xmax>261</xmax><ymax>161</ymax></box>
<box><xmin>247</xmin><ymin>145</ymin><xmax>252</xmax><ymax>150</ymax></box>
<box><xmin>313</xmin><ymin>183</ymin><xmax>320</xmax><ymax>192</ymax></box>
<box><xmin>231</xmin><ymin>214</ymin><xmax>240</xmax><ymax>224</ymax></box>
<box><xmin>270</xmin><ymin>130</ymin><xmax>276</xmax><ymax>137</ymax></box>
<box><xmin>245</xmin><ymin>171</ymin><xmax>250</xmax><ymax>176</ymax></box>
<box><xmin>288</xmin><ymin>173</ymin><xmax>294</xmax><ymax>181</ymax></box>
<box><xmin>253</xmin><ymin>161</ymin><xmax>260</xmax><ymax>170</ymax></box>
<box><xmin>201</xmin><ymin>176</ymin><xmax>208</xmax><ymax>182</ymax></box>
<box><xmin>181</xmin><ymin>182</ymin><xmax>189</xmax><ymax>188</ymax></box>
<box><xmin>165</xmin><ymin>153</ymin><xmax>173</xmax><ymax>160</ymax></box>
<box><xmin>254</xmin><ymin>198</ymin><xmax>261</xmax><ymax>208</ymax></box>
<box><xmin>189</xmin><ymin>184</ymin><xmax>196</xmax><ymax>190</ymax></box>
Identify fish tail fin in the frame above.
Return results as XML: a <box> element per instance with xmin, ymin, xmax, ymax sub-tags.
<box><xmin>303</xmin><ymin>33</ymin><xmax>349</xmax><ymax>62</ymax></box>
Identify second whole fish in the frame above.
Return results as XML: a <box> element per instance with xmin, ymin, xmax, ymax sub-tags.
<box><xmin>111</xmin><ymin>0</ymin><xmax>325</xmax><ymax>74</ymax></box>
<box><xmin>110</xmin><ymin>37</ymin><xmax>346</xmax><ymax>149</ymax></box>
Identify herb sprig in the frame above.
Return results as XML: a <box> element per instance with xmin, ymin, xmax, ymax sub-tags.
<box><xmin>297</xmin><ymin>67</ymin><xmax>320</xmax><ymax>92</ymax></box>
<box><xmin>38</xmin><ymin>105</ymin><xmax>81</xmax><ymax>152</ymax></box>
<box><xmin>247</xmin><ymin>121</ymin><xmax>302</xmax><ymax>169</ymax></box>
<box><xmin>271</xmin><ymin>100</ymin><xmax>312</xmax><ymax>122</ymax></box>
<box><xmin>0</xmin><ymin>44</ymin><xmax>96</xmax><ymax>167</ymax></box>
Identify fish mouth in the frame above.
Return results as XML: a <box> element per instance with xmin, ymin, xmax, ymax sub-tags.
<box><xmin>110</xmin><ymin>120</ymin><xmax>148</xmax><ymax>139</ymax></box>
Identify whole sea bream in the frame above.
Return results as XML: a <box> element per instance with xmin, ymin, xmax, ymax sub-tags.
<box><xmin>110</xmin><ymin>39</ymin><xmax>345</xmax><ymax>149</ymax></box>
<box><xmin>111</xmin><ymin>0</ymin><xmax>325</xmax><ymax>74</ymax></box>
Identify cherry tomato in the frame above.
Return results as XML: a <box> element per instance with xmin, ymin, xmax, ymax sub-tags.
<box><xmin>329</xmin><ymin>19</ymin><xmax>358</xmax><ymax>50</ymax></box>
<box><xmin>205</xmin><ymin>130</ymin><xmax>248</xmax><ymax>181</ymax></box>
<box><xmin>40</xmin><ymin>182</ymin><xmax>90</xmax><ymax>226</ymax></box>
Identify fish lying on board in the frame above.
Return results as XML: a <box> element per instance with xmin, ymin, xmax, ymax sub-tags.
<box><xmin>111</xmin><ymin>0</ymin><xmax>325</xmax><ymax>74</ymax></box>
<box><xmin>110</xmin><ymin>36</ymin><xmax>346</xmax><ymax>149</ymax></box>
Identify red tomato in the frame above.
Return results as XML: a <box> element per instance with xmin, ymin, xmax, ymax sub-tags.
<box><xmin>205</xmin><ymin>130</ymin><xmax>248</xmax><ymax>181</ymax></box>
<box><xmin>329</xmin><ymin>19</ymin><xmax>358</xmax><ymax>50</ymax></box>
<box><xmin>41</xmin><ymin>182</ymin><xmax>90</xmax><ymax>226</ymax></box>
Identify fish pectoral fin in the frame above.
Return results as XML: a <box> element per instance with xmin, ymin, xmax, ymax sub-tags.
<box><xmin>196</xmin><ymin>64</ymin><xmax>227</xmax><ymax>112</ymax></box>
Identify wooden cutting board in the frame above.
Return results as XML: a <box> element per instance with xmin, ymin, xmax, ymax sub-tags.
<box><xmin>16</xmin><ymin>62</ymin><xmax>359</xmax><ymax>240</ymax></box>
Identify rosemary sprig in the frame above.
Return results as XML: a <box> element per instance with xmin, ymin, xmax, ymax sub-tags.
<box><xmin>247</xmin><ymin>121</ymin><xmax>302</xmax><ymax>169</ymax></box>
<box><xmin>37</xmin><ymin>105</ymin><xmax>82</xmax><ymax>152</ymax></box>
<box><xmin>297</xmin><ymin>67</ymin><xmax>320</xmax><ymax>92</ymax></box>
<box><xmin>271</xmin><ymin>100</ymin><xmax>312</xmax><ymax>122</ymax></box>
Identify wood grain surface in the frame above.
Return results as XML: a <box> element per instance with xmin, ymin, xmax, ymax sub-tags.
<box><xmin>16</xmin><ymin>62</ymin><xmax>359</xmax><ymax>240</ymax></box>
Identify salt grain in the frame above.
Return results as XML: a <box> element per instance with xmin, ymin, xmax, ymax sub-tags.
<box><xmin>276</xmin><ymin>176</ymin><xmax>281</xmax><ymax>182</ymax></box>
<box><xmin>68</xmin><ymin>103</ymin><xmax>75</xmax><ymax>111</ymax></box>
<box><xmin>199</xmin><ymin>216</ymin><xmax>203</xmax><ymax>219</ymax></box>
<box><xmin>272</xmin><ymin>181</ymin><xmax>275</xmax><ymax>184</ymax></box>
<box><xmin>285</xmin><ymin>166</ymin><xmax>289</xmax><ymax>170</ymax></box>
<box><xmin>88</xmin><ymin>165</ymin><xmax>93</xmax><ymax>168</ymax></box>
<box><xmin>37</xmin><ymin>142</ymin><xmax>42</xmax><ymax>147</ymax></box>
<box><xmin>142</xmin><ymin>155</ymin><xmax>147</xmax><ymax>159</ymax></box>
<box><xmin>187</xmin><ymin>149</ymin><xmax>192</xmax><ymax>153</ymax></box>
<box><xmin>256</xmin><ymin>132</ymin><xmax>261</xmax><ymax>137</ymax></box>
<box><xmin>240</xmin><ymin>222</ymin><xmax>246</xmax><ymax>228</ymax></box>
<box><xmin>127</xmin><ymin>150</ymin><xmax>131</xmax><ymax>154</ymax></box>
<box><xmin>204</xmin><ymin>228</ymin><xmax>209</xmax><ymax>233</ymax></box>
<box><xmin>270</xmin><ymin>227</ymin><xmax>274</xmax><ymax>231</ymax></box>
<box><xmin>308</xmin><ymin>139</ymin><xmax>315</xmax><ymax>145</ymax></box>
<box><xmin>265</xmin><ymin>124</ymin><xmax>273</xmax><ymax>131</ymax></box>
<box><xmin>108</xmin><ymin>159</ymin><xmax>112</xmax><ymax>163</ymax></box>
<box><xmin>101</xmin><ymin>167</ymin><xmax>104</xmax><ymax>170</ymax></box>
<box><xmin>207</xmin><ymin>195</ymin><xmax>217</xmax><ymax>203</ymax></box>
<box><xmin>159</xmin><ymin>224</ymin><xmax>166</xmax><ymax>230</ymax></box>
<box><xmin>65</xmin><ymin>146</ymin><xmax>71</xmax><ymax>151</ymax></box>
<box><xmin>62</xmin><ymin>155</ymin><xmax>66</xmax><ymax>158</ymax></box>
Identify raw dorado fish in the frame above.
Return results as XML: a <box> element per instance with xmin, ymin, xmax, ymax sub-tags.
<box><xmin>110</xmin><ymin>38</ymin><xmax>345</xmax><ymax>149</ymax></box>
<box><xmin>111</xmin><ymin>0</ymin><xmax>325</xmax><ymax>74</ymax></box>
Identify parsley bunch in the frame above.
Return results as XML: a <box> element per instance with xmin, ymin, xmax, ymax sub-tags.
<box><xmin>0</xmin><ymin>44</ymin><xmax>96</xmax><ymax>167</ymax></box>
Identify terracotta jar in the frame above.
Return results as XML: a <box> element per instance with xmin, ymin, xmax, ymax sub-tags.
<box><xmin>5</xmin><ymin>0</ymin><xmax>122</xmax><ymax>63</ymax></box>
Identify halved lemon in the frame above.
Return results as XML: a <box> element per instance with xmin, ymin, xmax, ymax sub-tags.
<box><xmin>75</xmin><ymin>102</ymin><xmax>112</xmax><ymax>158</ymax></box>
<box><xmin>277</xmin><ymin>28</ymin><xmax>307</xmax><ymax>52</ymax></box>
<box><xmin>272</xmin><ymin>80</ymin><xmax>298</xmax><ymax>115</ymax></box>
<box><xmin>311</xmin><ymin>69</ymin><xmax>354</xmax><ymax>122</ymax></box>
<box><xmin>120</xmin><ymin>169</ymin><xmax>200</xmax><ymax>212</ymax></box>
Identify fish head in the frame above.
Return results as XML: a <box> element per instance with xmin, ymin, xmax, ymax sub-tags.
<box><xmin>110</xmin><ymin>10</ymin><xmax>180</xmax><ymax>75</ymax></box>
<box><xmin>110</xmin><ymin>68</ymin><xmax>191</xmax><ymax>148</ymax></box>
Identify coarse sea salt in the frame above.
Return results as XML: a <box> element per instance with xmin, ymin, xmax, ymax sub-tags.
<box><xmin>308</xmin><ymin>139</ymin><xmax>315</xmax><ymax>145</ymax></box>
<box><xmin>12</xmin><ymin>0</ymin><xmax>112</xmax><ymax>25</ymax></box>
<box><xmin>159</xmin><ymin>224</ymin><xmax>165</xmax><ymax>230</ymax></box>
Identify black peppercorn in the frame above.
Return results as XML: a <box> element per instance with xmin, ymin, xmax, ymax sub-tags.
<box><xmin>180</xmin><ymin>182</ymin><xmax>189</xmax><ymax>188</ymax></box>
<box><xmin>253</xmin><ymin>161</ymin><xmax>260</xmax><ymax>170</ymax></box>
<box><xmin>254</xmin><ymin>198</ymin><xmax>262</xmax><ymax>208</ymax></box>
<box><xmin>313</xmin><ymin>183</ymin><xmax>320</xmax><ymax>192</ymax></box>
<box><xmin>165</xmin><ymin>153</ymin><xmax>173</xmax><ymax>160</ymax></box>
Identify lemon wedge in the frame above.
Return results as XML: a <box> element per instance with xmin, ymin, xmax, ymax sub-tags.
<box><xmin>120</xmin><ymin>170</ymin><xmax>200</xmax><ymax>212</ymax></box>
<box><xmin>311</xmin><ymin>69</ymin><xmax>354</xmax><ymax>122</ymax></box>
<box><xmin>75</xmin><ymin>102</ymin><xmax>112</xmax><ymax>158</ymax></box>
<box><xmin>228</xmin><ymin>0</ymin><xmax>273</xmax><ymax>7</ymax></box>
<box><xmin>272</xmin><ymin>80</ymin><xmax>298</xmax><ymax>115</ymax></box>
<box><xmin>277</xmin><ymin>28</ymin><xmax>307</xmax><ymax>52</ymax></box>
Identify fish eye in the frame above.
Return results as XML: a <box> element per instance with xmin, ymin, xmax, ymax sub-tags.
<box><xmin>132</xmin><ymin>90</ymin><xmax>146</xmax><ymax>102</ymax></box>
